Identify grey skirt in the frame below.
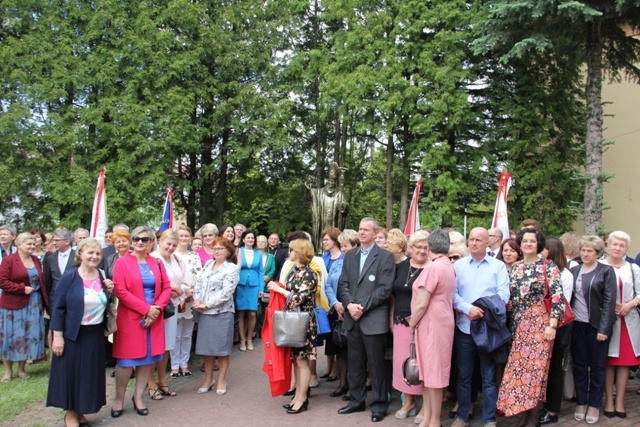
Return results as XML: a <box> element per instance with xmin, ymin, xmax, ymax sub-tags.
<box><xmin>195</xmin><ymin>311</ymin><xmax>234</xmax><ymax>356</ymax></box>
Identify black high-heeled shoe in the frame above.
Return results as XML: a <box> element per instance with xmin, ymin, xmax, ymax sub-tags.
<box><xmin>110</xmin><ymin>405</ymin><xmax>124</xmax><ymax>418</ymax></box>
<box><xmin>284</xmin><ymin>399</ymin><xmax>309</xmax><ymax>409</ymax></box>
<box><xmin>286</xmin><ymin>401</ymin><xmax>308</xmax><ymax>414</ymax></box>
<box><xmin>330</xmin><ymin>386</ymin><xmax>348</xmax><ymax>397</ymax></box>
<box><xmin>132</xmin><ymin>397</ymin><xmax>149</xmax><ymax>416</ymax></box>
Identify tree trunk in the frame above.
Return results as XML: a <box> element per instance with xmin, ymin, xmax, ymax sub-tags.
<box><xmin>583</xmin><ymin>20</ymin><xmax>604</xmax><ymax>235</ymax></box>
<box><xmin>385</xmin><ymin>130</ymin><xmax>394</xmax><ymax>228</ymax></box>
<box><xmin>399</xmin><ymin>154</ymin><xmax>409</xmax><ymax>231</ymax></box>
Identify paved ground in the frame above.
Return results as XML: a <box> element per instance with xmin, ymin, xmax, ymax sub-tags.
<box><xmin>14</xmin><ymin>339</ymin><xmax>640</xmax><ymax>426</ymax></box>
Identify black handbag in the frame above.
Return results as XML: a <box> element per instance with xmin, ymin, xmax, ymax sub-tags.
<box><xmin>164</xmin><ymin>300</ymin><xmax>175</xmax><ymax>319</ymax></box>
<box><xmin>331</xmin><ymin>319</ymin><xmax>348</xmax><ymax>347</ymax></box>
<box><xmin>402</xmin><ymin>334</ymin><xmax>421</xmax><ymax>386</ymax></box>
<box><xmin>156</xmin><ymin>258</ymin><xmax>175</xmax><ymax>319</ymax></box>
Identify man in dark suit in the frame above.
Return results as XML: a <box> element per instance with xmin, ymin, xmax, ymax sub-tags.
<box><xmin>44</xmin><ymin>228</ymin><xmax>79</xmax><ymax>307</ymax></box>
<box><xmin>337</xmin><ymin>218</ymin><xmax>396</xmax><ymax>423</ymax></box>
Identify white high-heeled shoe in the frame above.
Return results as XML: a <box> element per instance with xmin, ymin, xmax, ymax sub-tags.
<box><xmin>198</xmin><ymin>380</ymin><xmax>216</xmax><ymax>394</ymax></box>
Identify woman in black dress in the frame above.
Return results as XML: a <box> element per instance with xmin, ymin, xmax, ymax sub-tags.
<box><xmin>47</xmin><ymin>238</ymin><xmax>114</xmax><ymax>427</ymax></box>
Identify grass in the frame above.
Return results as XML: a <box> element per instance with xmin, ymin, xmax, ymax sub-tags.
<box><xmin>0</xmin><ymin>357</ymin><xmax>51</xmax><ymax>422</ymax></box>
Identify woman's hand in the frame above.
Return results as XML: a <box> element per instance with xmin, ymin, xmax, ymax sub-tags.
<box><xmin>24</xmin><ymin>286</ymin><xmax>34</xmax><ymax>295</ymax></box>
<box><xmin>505</xmin><ymin>301</ymin><xmax>513</xmax><ymax>312</ymax></box>
<box><xmin>103</xmin><ymin>279</ymin><xmax>115</xmax><ymax>295</ymax></box>
<box><xmin>617</xmin><ymin>301</ymin><xmax>633</xmax><ymax>317</ymax></box>
<box><xmin>147</xmin><ymin>305</ymin><xmax>161</xmax><ymax>320</ymax></box>
<box><xmin>544</xmin><ymin>326</ymin><xmax>556</xmax><ymax>341</ymax></box>
<box><xmin>192</xmin><ymin>300</ymin><xmax>206</xmax><ymax>311</ymax></box>
<box><xmin>52</xmin><ymin>335</ymin><xmax>64</xmax><ymax>357</ymax></box>
<box><xmin>333</xmin><ymin>302</ymin><xmax>345</xmax><ymax>320</ymax></box>
<box><xmin>266</xmin><ymin>281</ymin><xmax>283</xmax><ymax>294</ymax></box>
<box><xmin>597</xmin><ymin>333</ymin><xmax>608</xmax><ymax>342</ymax></box>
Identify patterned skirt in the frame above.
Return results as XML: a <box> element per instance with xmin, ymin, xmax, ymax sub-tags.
<box><xmin>497</xmin><ymin>300</ymin><xmax>553</xmax><ymax>416</ymax></box>
<box><xmin>0</xmin><ymin>292</ymin><xmax>45</xmax><ymax>361</ymax></box>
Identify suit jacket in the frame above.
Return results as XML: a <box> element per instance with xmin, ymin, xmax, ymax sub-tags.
<box><xmin>49</xmin><ymin>267</ymin><xmax>109</xmax><ymax>341</ymax></box>
<box><xmin>0</xmin><ymin>252</ymin><xmax>48</xmax><ymax>310</ymax></box>
<box><xmin>44</xmin><ymin>249</ymin><xmax>79</xmax><ymax>305</ymax></box>
<box><xmin>269</xmin><ymin>245</ymin><xmax>289</xmax><ymax>281</ymax></box>
<box><xmin>338</xmin><ymin>244</ymin><xmax>395</xmax><ymax>335</ymax></box>
<box><xmin>98</xmin><ymin>245</ymin><xmax>117</xmax><ymax>270</ymax></box>
<box><xmin>112</xmin><ymin>253</ymin><xmax>172</xmax><ymax>359</ymax></box>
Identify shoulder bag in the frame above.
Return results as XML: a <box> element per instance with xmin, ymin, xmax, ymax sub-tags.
<box><xmin>273</xmin><ymin>294</ymin><xmax>309</xmax><ymax>347</ymax></box>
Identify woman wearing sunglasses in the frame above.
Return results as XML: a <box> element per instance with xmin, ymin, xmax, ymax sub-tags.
<box><xmin>110</xmin><ymin>226</ymin><xmax>172</xmax><ymax>418</ymax></box>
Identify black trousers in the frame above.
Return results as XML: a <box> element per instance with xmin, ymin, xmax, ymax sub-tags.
<box><xmin>544</xmin><ymin>323</ymin><xmax>573</xmax><ymax>412</ymax></box>
<box><xmin>347</xmin><ymin>322</ymin><xmax>389</xmax><ymax>414</ymax></box>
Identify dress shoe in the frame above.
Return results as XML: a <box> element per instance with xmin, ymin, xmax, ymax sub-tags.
<box><xmin>603</xmin><ymin>410</ymin><xmax>615</xmax><ymax>418</ymax></box>
<box><xmin>286</xmin><ymin>401</ymin><xmax>309</xmax><ymax>414</ymax></box>
<box><xmin>197</xmin><ymin>380</ymin><xmax>216</xmax><ymax>394</ymax></box>
<box><xmin>283</xmin><ymin>388</ymin><xmax>296</xmax><ymax>396</ymax></box>
<box><xmin>341</xmin><ymin>394</ymin><xmax>352</xmax><ymax>401</ymax></box>
<box><xmin>330</xmin><ymin>386</ymin><xmax>348</xmax><ymax>397</ymax></box>
<box><xmin>585</xmin><ymin>408</ymin><xmax>599</xmax><ymax>425</ymax></box>
<box><xmin>132</xmin><ymin>397</ymin><xmax>148</xmax><ymax>416</ymax></box>
<box><xmin>395</xmin><ymin>404</ymin><xmax>416</xmax><ymax>419</ymax></box>
<box><xmin>326</xmin><ymin>375</ymin><xmax>339</xmax><ymax>382</ymax></box>
<box><xmin>538</xmin><ymin>409</ymin><xmax>558</xmax><ymax>425</ymax></box>
<box><xmin>283</xmin><ymin>399</ymin><xmax>308</xmax><ymax>409</ymax></box>
<box><xmin>319</xmin><ymin>373</ymin><xmax>330</xmax><ymax>379</ymax></box>
<box><xmin>615</xmin><ymin>411</ymin><xmax>627</xmax><ymax>418</ymax></box>
<box><xmin>338</xmin><ymin>403</ymin><xmax>366</xmax><ymax>414</ymax></box>
<box><xmin>371</xmin><ymin>412</ymin><xmax>385</xmax><ymax>422</ymax></box>
<box><xmin>110</xmin><ymin>408</ymin><xmax>124</xmax><ymax>418</ymax></box>
<box><xmin>574</xmin><ymin>405</ymin><xmax>587</xmax><ymax>421</ymax></box>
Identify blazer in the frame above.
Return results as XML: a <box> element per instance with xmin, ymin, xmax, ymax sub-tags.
<box><xmin>238</xmin><ymin>247</ymin><xmax>264</xmax><ymax>287</ymax></box>
<box><xmin>338</xmin><ymin>244</ymin><xmax>396</xmax><ymax>335</ymax></box>
<box><xmin>263</xmin><ymin>252</ymin><xmax>276</xmax><ymax>282</ymax></box>
<box><xmin>112</xmin><ymin>253</ymin><xmax>172</xmax><ymax>359</ymax></box>
<box><xmin>44</xmin><ymin>249</ymin><xmax>79</xmax><ymax>304</ymax></box>
<box><xmin>570</xmin><ymin>262</ymin><xmax>618</xmax><ymax>337</ymax></box>
<box><xmin>0</xmin><ymin>252</ymin><xmax>48</xmax><ymax>310</ymax></box>
<box><xmin>49</xmin><ymin>268</ymin><xmax>109</xmax><ymax>341</ymax></box>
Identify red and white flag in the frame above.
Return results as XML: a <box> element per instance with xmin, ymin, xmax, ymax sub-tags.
<box><xmin>491</xmin><ymin>171</ymin><xmax>513</xmax><ymax>242</ymax></box>
<box><xmin>90</xmin><ymin>170</ymin><xmax>108</xmax><ymax>246</ymax></box>
<box><xmin>404</xmin><ymin>179</ymin><xmax>422</xmax><ymax>236</ymax></box>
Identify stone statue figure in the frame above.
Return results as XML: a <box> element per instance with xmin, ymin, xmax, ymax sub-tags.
<box><xmin>306</xmin><ymin>162</ymin><xmax>349</xmax><ymax>253</ymax></box>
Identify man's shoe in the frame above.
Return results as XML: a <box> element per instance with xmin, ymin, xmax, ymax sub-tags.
<box><xmin>371</xmin><ymin>412</ymin><xmax>385</xmax><ymax>422</ymax></box>
<box><xmin>338</xmin><ymin>403</ymin><xmax>366</xmax><ymax>414</ymax></box>
<box><xmin>538</xmin><ymin>409</ymin><xmax>558</xmax><ymax>425</ymax></box>
<box><xmin>451</xmin><ymin>418</ymin><xmax>470</xmax><ymax>427</ymax></box>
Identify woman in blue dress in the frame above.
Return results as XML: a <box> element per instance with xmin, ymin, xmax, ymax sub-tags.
<box><xmin>0</xmin><ymin>233</ymin><xmax>48</xmax><ymax>382</ymax></box>
<box><xmin>236</xmin><ymin>230</ymin><xmax>263</xmax><ymax>351</ymax></box>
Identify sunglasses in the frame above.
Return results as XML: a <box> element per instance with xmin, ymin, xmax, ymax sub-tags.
<box><xmin>132</xmin><ymin>237</ymin><xmax>151</xmax><ymax>243</ymax></box>
<box><xmin>449</xmin><ymin>255</ymin><xmax>461</xmax><ymax>261</ymax></box>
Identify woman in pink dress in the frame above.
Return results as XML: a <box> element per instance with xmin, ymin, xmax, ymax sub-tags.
<box><xmin>409</xmin><ymin>229</ymin><xmax>457</xmax><ymax>427</ymax></box>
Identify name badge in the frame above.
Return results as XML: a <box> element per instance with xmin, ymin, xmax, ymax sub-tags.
<box><xmin>368</xmin><ymin>274</ymin><xmax>376</xmax><ymax>282</ymax></box>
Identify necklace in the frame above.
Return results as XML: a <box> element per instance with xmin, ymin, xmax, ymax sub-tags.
<box><xmin>405</xmin><ymin>264</ymin><xmax>424</xmax><ymax>287</ymax></box>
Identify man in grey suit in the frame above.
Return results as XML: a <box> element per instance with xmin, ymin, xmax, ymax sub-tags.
<box><xmin>44</xmin><ymin>228</ymin><xmax>79</xmax><ymax>307</ymax></box>
<box><xmin>337</xmin><ymin>218</ymin><xmax>396</xmax><ymax>422</ymax></box>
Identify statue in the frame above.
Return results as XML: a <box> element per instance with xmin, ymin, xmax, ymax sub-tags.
<box><xmin>306</xmin><ymin>162</ymin><xmax>349</xmax><ymax>253</ymax></box>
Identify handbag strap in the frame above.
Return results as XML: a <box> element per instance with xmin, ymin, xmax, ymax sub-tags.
<box><xmin>410</xmin><ymin>333</ymin><xmax>417</xmax><ymax>358</ymax></box>
<box><xmin>542</xmin><ymin>259</ymin><xmax>550</xmax><ymax>298</ymax></box>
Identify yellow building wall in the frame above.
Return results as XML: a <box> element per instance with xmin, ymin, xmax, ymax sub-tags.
<box><xmin>575</xmin><ymin>78</ymin><xmax>640</xmax><ymax>257</ymax></box>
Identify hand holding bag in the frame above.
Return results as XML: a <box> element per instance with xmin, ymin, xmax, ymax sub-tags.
<box><xmin>273</xmin><ymin>295</ymin><xmax>310</xmax><ymax>347</ymax></box>
<box><xmin>156</xmin><ymin>258</ymin><xmax>176</xmax><ymax>319</ymax></box>
<box><xmin>402</xmin><ymin>334</ymin><xmax>421</xmax><ymax>386</ymax></box>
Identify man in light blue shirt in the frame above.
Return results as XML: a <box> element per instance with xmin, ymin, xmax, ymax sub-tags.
<box><xmin>452</xmin><ymin>227</ymin><xmax>510</xmax><ymax>427</ymax></box>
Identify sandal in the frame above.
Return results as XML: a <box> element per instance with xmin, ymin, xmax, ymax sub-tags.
<box><xmin>181</xmin><ymin>370</ymin><xmax>192</xmax><ymax>377</ymax></box>
<box><xmin>170</xmin><ymin>371</ymin><xmax>181</xmax><ymax>378</ymax></box>
<box><xmin>158</xmin><ymin>385</ymin><xmax>177</xmax><ymax>397</ymax></box>
<box><xmin>148</xmin><ymin>388</ymin><xmax>164</xmax><ymax>400</ymax></box>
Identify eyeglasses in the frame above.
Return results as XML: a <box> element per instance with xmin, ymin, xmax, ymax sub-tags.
<box><xmin>212</xmin><ymin>247</ymin><xmax>226</xmax><ymax>251</ymax></box>
<box><xmin>202</xmin><ymin>234</ymin><xmax>215</xmax><ymax>238</ymax></box>
<box><xmin>413</xmin><ymin>245</ymin><xmax>428</xmax><ymax>252</ymax></box>
<box><xmin>132</xmin><ymin>237</ymin><xmax>151</xmax><ymax>243</ymax></box>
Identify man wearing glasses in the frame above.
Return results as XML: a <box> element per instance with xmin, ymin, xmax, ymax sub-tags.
<box><xmin>451</xmin><ymin>227</ymin><xmax>510</xmax><ymax>427</ymax></box>
<box><xmin>44</xmin><ymin>228</ymin><xmax>80</xmax><ymax>306</ymax></box>
<box><xmin>486</xmin><ymin>228</ymin><xmax>503</xmax><ymax>260</ymax></box>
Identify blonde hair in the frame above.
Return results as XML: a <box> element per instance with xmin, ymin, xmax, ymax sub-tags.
<box><xmin>289</xmin><ymin>239</ymin><xmax>314</xmax><ymax>265</ymax></box>
<box><xmin>75</xmin><ymin>237</ymin><xmax>103</xmax><ymax>262</ymax></box>
<box><xmin>160</xmin><ymin>228</ymin><xmax>179</xmax><ymax>242</ymax></box>
<box><xmin>607</xmin><ymin>230</ymin><xmax>631</xmax><ymax>247</ymax></box>
<box><xmin>15</xmin><ymin>232</ymin><xmax>35</xmax><ymax>246</ymax></box>
<box><xmin>579</xmin><ymin>235</ymin><xmax>605</xmax><ymax>255</ymax></box>
<box><xmin>408</xmin><ymin>229</ymin><xmax>430</xmax><ymax>247</ymax></box>
<box><xmin>386</xmin><ymin>229</ymin><xmax>407</xmax><ymax>252</ymax></box>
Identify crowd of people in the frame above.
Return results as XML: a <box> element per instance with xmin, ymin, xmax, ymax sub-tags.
<box><xmin>1</xmin><ymin>218</ymin><xmax>640</xmax><ymax>427</ymax></box>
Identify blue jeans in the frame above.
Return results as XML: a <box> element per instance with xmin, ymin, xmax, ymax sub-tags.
<box><xmin>570</xmin><ymin>321</ymin><xmax>609</xmax><ymax>408</ymax></box>
<box><xmin>455</xmin><ymin>327</ymin><xmax>497</xmax><ymax>424</ymax></box>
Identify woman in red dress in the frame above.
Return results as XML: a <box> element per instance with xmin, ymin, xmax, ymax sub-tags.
<box><xmin>602</xmin><ymin>230</ymin><xmax>640</xmax><ymax>419</ymax></box>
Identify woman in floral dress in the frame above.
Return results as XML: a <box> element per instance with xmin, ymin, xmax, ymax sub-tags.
<box><xmin>268</xmin><ymin>238</ymin><xmax>317</xmax><ymax>414</ymax></box>
<box><xmin>497</xmin><ymin>228</ymin><xmax>565</xmax><ymax>427</ymax></box>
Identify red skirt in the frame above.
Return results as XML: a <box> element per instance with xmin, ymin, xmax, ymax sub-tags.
<box><xmin>607</xmin><ymin>319</ymin><xmax>640</xmax><ymax>366</ymax></box>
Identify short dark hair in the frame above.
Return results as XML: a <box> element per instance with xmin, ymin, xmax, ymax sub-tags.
<box><xmin>213</xmin><ymin>237</ymin><xmax>237</xmax><ymax>264</ymax></box>
<box><xmin>427</xmin><ymin>229</ymin><xmax>450</xmax><ymax>255</ymax></box>
<box><xmin>516</xmin><ymin>228</ymin><xmax>545</xmax><ymax>254</ymax></box>
<box><xmin>322</xmin><ymin>227</ymin><xmax>341</xmax><ymax>245</ymax></box>
<box><xmin>240</xmin><ymin>229</ymin><xmax>256</xmax><ymax>247</ymax></box>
